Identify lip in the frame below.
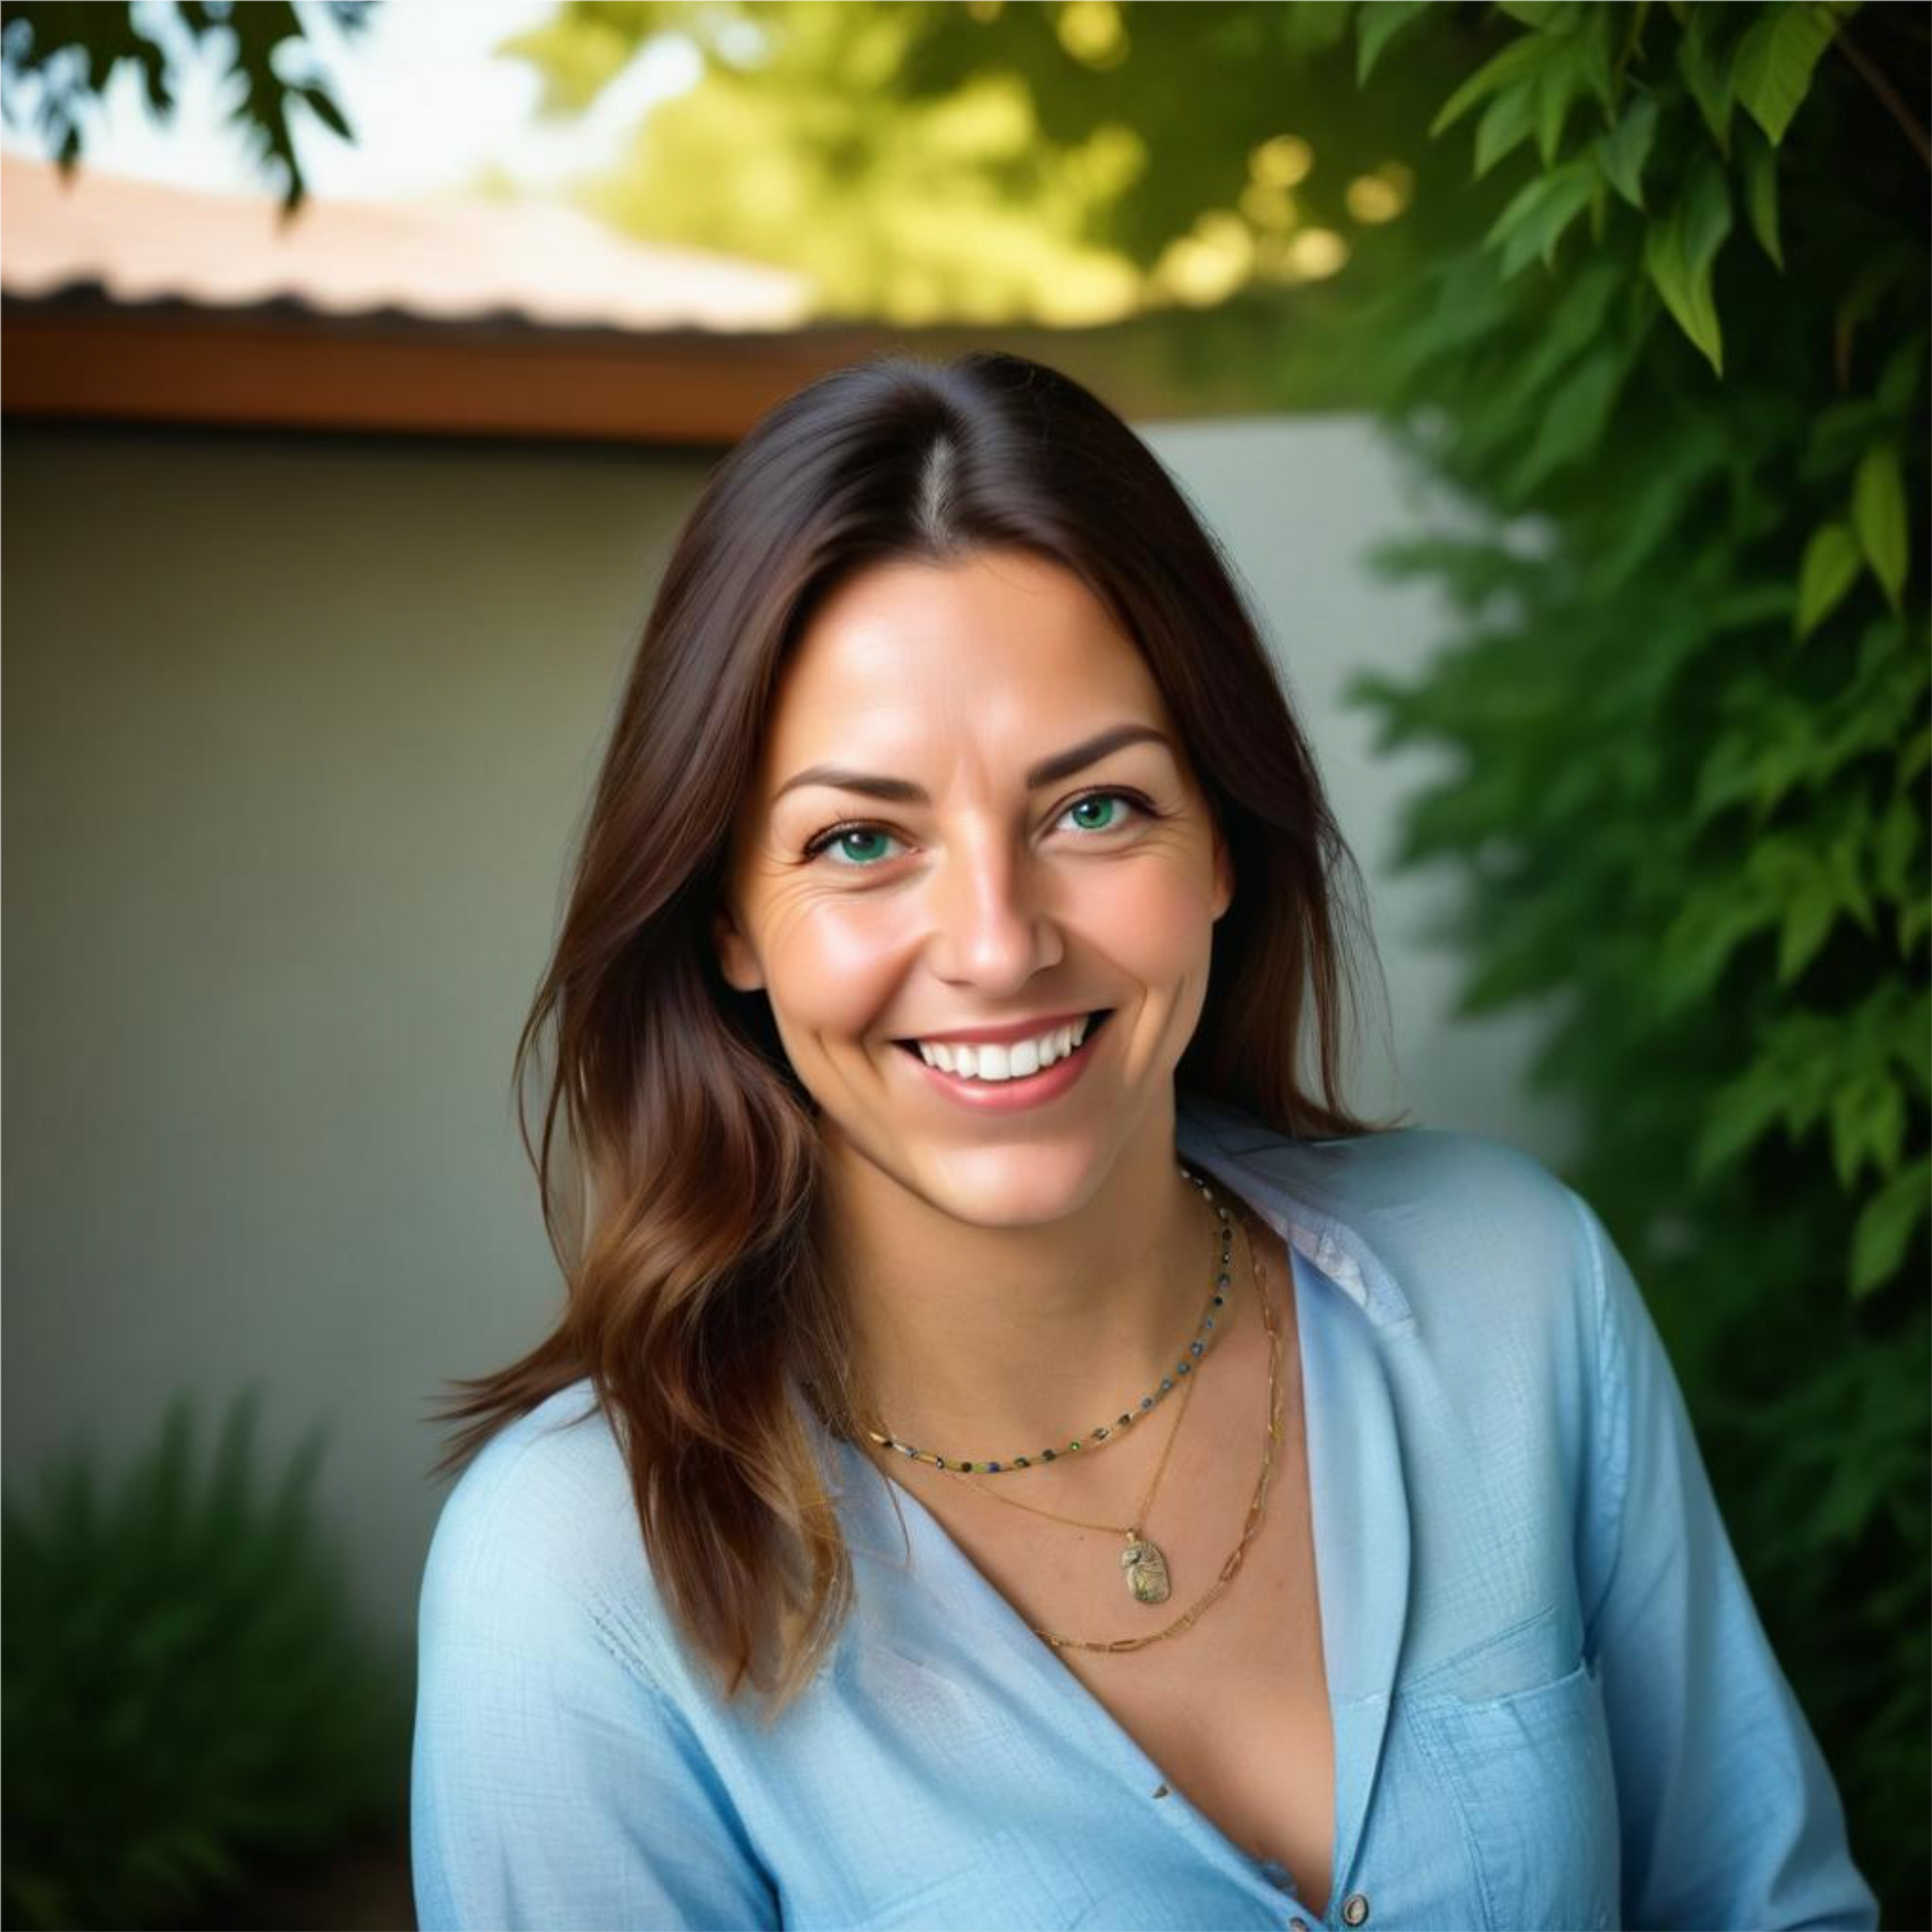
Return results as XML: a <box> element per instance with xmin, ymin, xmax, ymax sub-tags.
<box><xmin>895</xmin><ymin>1011</ymin><xmax>1111</xmax><ymax>1113</ymax></box>
<box><xmin>892</xmin><ymin>1007</ymin><xmax>1097</xmax><ymax>1049</ymax></box>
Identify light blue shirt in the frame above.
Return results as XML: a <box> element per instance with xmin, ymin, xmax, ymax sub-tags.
<box><xmin>411</xmin><ymin>1091</ymin><xmax>1878</xmax><ymax>1930</ymax></box>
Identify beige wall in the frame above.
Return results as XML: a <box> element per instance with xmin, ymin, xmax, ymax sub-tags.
<box><xmin>1</xmin><ymin>413</ymin><xmax>1574</xmax><ymax>1647</ymax></box>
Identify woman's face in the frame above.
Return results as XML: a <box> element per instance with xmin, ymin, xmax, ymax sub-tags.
<box><xmin>714</xmin><ymin>548</ymin><xmax>1233</xmax><ymax>1226</ymax></box>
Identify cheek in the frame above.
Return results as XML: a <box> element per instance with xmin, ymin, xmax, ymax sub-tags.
<box><xmin>757</xmin><ymin>895</ymin><xmax>921</xmax><ymax>1042</ymax></box>
<box><xmin>1083</xmin><ymin>856</ymin><xmax>1219</xmax><ymax>984</ymax></box>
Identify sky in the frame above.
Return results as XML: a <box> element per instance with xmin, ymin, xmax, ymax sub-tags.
<box><xmin>0</xmin><ymin>0</ymin><xmax>703</xmax><ymax>204</ymax></box>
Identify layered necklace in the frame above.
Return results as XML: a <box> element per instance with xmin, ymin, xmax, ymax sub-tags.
<box><xmin>858</xmin><ymin>1162</ymin><xmax>1283</xmax><ymax>1655</ymax></box>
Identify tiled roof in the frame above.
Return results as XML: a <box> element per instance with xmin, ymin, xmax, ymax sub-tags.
<box><xmin>0</xmin><ymin>151</ymin><xmax>812</xmax><ymax>333</ymax></box>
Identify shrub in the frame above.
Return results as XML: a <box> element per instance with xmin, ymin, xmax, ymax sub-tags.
<box><xmin>3</xmin><ymin>1387</ymin><xmax>411</xmax><ymax>1931</ymax></box>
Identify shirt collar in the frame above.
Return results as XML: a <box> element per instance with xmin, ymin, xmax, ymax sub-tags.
<box><xmin>1175</xmin><ymin>1087</ymin><xmax>1416</xmax><ymax>1332</ymax></box>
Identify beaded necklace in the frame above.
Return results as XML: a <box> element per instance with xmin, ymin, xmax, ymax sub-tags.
<box><xmin>861</xmin><ymin>1162</ymin><xmax>1233</xmax><ymax>1476</ymax></box>
<box><xmin>934</xmin><ymin>1295</ymin><xmax>1205</xmax><ymax>1606</ymax></box>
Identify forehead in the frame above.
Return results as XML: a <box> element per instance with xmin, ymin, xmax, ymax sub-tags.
<box><xmin>759</xmin><ymin>550</ymin><xmax>1167</xmax><ymax>769</ymax></box>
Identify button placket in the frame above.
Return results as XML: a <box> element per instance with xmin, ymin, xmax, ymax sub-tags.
<box><xmin>1340</xmin><ymin>1890</ymin><xmax>1371</xmax><ymax>1925</ymax></box>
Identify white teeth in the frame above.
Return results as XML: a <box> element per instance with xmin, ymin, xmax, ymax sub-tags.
<box><xmin>915</xmin><ymin>1013</ymin><xmax>1099</xmax><ymax>1082</ymax></box>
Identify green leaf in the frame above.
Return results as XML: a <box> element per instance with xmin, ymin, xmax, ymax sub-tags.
<box><xmin>1740</xmin><ymin>124</ymin><xmax>1783</xmax><ymax>268</ymax></box>
<box><xmin>1695</xmin><ymin>1056</ymin><xmax>1793</xmax><ymax>1180</ymax></box>
<box><xmin>1732</xmin><ymin>0</ymin><xmax>1842</xmax><ymax>147</ymax></box>
<box><xmin>1595</xmin><ymin>88</ymin><xmax>1659</xmax><ymax>207</ymax></box>
<box><xmin>1486</xmin><ymin>159</ymin><xmax>1599</xmax><ymax>278</ymax></box>
<box><xmin>1676</xmin><ymin>7</ymin><xmax>1735</xmax><ymax>150</ymax></box>
<box><xmin>1777</xmin><ymin>867</ymin><xmax>1842</xmax><ymax>982</ymax></box>
<box><xmin>1355</xmin><ymin>0</ymin><xmax>1434</xmax><ymax>83</ymax></box>
<box><xmin>1505</xmin><ymin>349</ymin><xmax>1625</xmax><ymax>497</ymax></box>
<box><xmin>1282</xmin><ymin>4</ymin><xmax>1356</xmax><ymax>55</ymax></box>
<box><xmin>1853</xmin><ymin>446</ymin><xmax>1908</xmax><ymax>607</ymax></box>
<box><xmin>1876</xmin><ymin>334</ymin><xmax>1926</xmax><ymax>413</ymax></box>
<box><xmin>1901</xmin><ymin>721</ymin><xmax>1932</xmax><ymax>785</ymax></box>
<box><xmin>1830</xmin><ymin>1069</ymin><xmax>1905</xmax><ymax>1188</ymax></box>
<box><xmin>1534</xmin><ymin>41</ymin><xmax>1588</xmax><ymax>166</ymax></box>
<box><xmin>1475</xmin><ymin>78</ymin><xmax>1541</xmax><ymax>176</ymax></box>
<box><xmin>1873</xmin><ymin>792</ymin><xmax>1923</xmax><ymax>905</ymax></box>
<box><xmin>1431</xmin><ymin>32</ymin><xmax>1552</xmax><ymax>138</ymax></box>
<box><xmin>1797</xmin><ymin>522</ymin><xmax>1863</xmax><ymax>637</ymax></box>
<box><xmin>1850</xmin><ymin>1154</ymin><xmax>1930</xmax><ymax>1297</ymax></box>
<box><xmin>1643</xmin><ymin>153</ymin><xmax>1732</xmax><ymax>372</ymax></box>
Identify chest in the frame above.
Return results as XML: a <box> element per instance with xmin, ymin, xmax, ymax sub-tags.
<box><xmin>1047</xmin><ymin>1431</ymin><xmax>1335</xmax><ymax>1918</ymax></box>
<box><xmin>869</xmin><ymin>1299</ymin><xmax>1336</xmax><ymax>1919</ymax></box>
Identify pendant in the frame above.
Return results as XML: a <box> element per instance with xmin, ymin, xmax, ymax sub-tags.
<box><xmin>1121</xmin><ymin>1536</ymin><xmax>1173</xmax><ymax>1605</ymax></box>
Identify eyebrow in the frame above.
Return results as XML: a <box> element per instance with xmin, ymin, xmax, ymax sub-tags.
<box><xmin>772</xmin><ymin>723</ymin><xmax>1177</xmax><ymax>807</ymax></box>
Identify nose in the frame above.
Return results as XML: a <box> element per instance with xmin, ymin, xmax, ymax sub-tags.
<box><xmin>924</xmin><ymin>829</ymin><xmax>1063</xmax><ymax>993</ymax></box>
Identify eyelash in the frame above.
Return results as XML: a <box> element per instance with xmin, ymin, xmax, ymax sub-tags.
<box><xmin>801</xmin><ymin>788</ymin><xmax>1156</xmax><ymax>869</ymax></box>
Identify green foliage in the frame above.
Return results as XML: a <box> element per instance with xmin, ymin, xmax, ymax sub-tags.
<box><xmin>2</xmin><ymin>1387</ymin><xmax>411</xmax><ymax>1931</ymax></box>
<box><xmin>0</xmin><ymin>1</ymin><xmax>371</xmax><ymax>213</ymax></box>
<box><xmin>500</xmin><ymin>2</ymin><xmax>1452</xmax><ymax>330</ymax></box>
<box><xmin>1330</xmin><ymin>5</ymin><xmax>1928</xmax><ymax>1917</ymax></box>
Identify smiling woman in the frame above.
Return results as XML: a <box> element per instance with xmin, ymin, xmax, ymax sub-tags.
<box><xmin>409</xmin><ymin>351</ymin><xmax>1876</xmax><ymax>1932</ymax></box>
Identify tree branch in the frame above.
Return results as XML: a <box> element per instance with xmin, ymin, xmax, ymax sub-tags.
<box><xmin>1833</xmin><ymin>23</ymin><xmax>1932</xmax><ymax>171</ymax></box>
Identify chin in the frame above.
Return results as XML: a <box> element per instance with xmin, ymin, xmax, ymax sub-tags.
<box><xmin>918</xmin><ymin>1143</ymin><xmax>1110</xmax><ymax>1226</ymax></box>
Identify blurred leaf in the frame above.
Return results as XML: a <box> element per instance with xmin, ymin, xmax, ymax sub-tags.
<box><xmin>1852</xmin><ymin>1155</ymin><xmax>1932</xmax><ymax>1298</ymax></box>
<box><xmin>1595</xmin><ymin>87</ymin><xmax>1659</xmax><ymax>207</ymax></box>
<box><xmin>1731</xmin><ymin>0</ymin><xmax>1843</xmax><ymax>146</ymax></box>
<box><xmin>1676</xmin><ymin>5</ymin><xmax>1736</xmax><ymax>149</ymax></box>
<box><xmin>1853</xmin><ymin>446</ymin><xmax>1909</xmax><ymax>609</ymax></box>
<box><xmin>1643</xmin><ymin>150</ymin><xmax>1731</xmax><ymax>371</ymax></box>
<box><xmin>1356</xmin><ymin>0</ymin><xmax>1432</xmax><ymax>81</ymax></box>
<box><xmin>1475</xmin><ymin>77</ymin><xmax>1541</xmax><ymax>176</ymax></box>
<box><xmin>1432</xmin><ymin>32</ymin><xmax>1553</xmax><ymax>138</ymax></box>
<box><xmin>1798</xmin><ymin>522</ymin><xmax>1863</xmax><ymax>637</ymax></box>
<box><xmin>1740</xmin><ymin>121</ymin><xmax>1784</xmax><ymax>267</ymax></box>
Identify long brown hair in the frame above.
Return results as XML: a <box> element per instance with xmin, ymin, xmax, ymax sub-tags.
<box><xmin>427</xmin><ymin>349</ymin><xmax>1407</xmax><ymax>1723</ymax></box>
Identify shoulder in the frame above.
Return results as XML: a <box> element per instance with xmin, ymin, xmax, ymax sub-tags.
<box><xmin>1311</xmin><ymin>1123</ymin><xmax>1588</xmax><ymax>1269</ymax></box>
<box><xmin>418</xmin><ymin>1379</ymin><xmax>673</xmax><ymax>1681</ymax></box>
<box><xmin>1182</xmin><ymin>1092</ymin><xmax>1596</xmax><ymax>1325</ymax></box>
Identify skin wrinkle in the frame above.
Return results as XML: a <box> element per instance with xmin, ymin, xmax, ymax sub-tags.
<box><xmin>713</xmin><ymin>549</ymin><xmax>1236</xmax><ymax>1506</ymax></box>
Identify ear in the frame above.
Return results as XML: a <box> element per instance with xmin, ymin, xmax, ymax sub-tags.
<box><xmin>713</xmin><ymin>903</ymin><xmax>765</xmax><ymax>993</ymax></box>
<box><xmin>1210</xmin><ymin>819</ymin><xmax>1235</xmax><ymax>923</ymax></box>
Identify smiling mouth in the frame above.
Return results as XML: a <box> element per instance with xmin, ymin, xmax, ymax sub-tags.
<box><xmin>892</xmin><ymin>1008</ymin><xmax>1114</xmax><ymax>1064</ymax></box>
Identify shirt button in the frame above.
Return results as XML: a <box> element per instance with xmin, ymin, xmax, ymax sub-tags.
<box><xmin>1289</xmin><ymin>1919</ymin><xmax>1311</xmax><ymax>1932</ymax></box>
<box><xmin>1341</xmin><ymin>1893</ymin><xmax>1371</xmax><ymax>1925</ymax></box>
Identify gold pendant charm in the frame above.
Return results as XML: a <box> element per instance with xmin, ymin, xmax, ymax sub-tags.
<box><xmin>1121</xmin><ymin>1537</ymin><xmax>1172</xmax><ymax>1604</ymax></box>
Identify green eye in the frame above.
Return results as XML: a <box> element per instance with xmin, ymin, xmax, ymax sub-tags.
<box><xmin>817</xmin><ymin>827</ymin><xmax>901</xmax><ymax>868</ymax></box>
<box><xmin>1066</xmin><ymin>794</ymin><xmax>1123</xmax><ymax>831</ymax></box>
<box><xmin>804</xmin><ymin>790</ymin><xmax>1146</xmax><ymax>870</ymax></box>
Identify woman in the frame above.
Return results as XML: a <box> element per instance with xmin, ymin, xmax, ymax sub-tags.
<box><xmin>410</xmin><ymin>350</ymin><xmax>1877</xmax><ymax>1931</ymax></box>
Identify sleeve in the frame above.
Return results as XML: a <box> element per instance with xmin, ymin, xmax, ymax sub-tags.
<box><xmin>409</xmin><ymin>1449</ymin><xmax>778</xmax><ymax>1932</ymax></box>
<box><xmin>1566</xmin><ymin>1186</ymin><xmax>1880</xmax><ymax>1932</ymax></box>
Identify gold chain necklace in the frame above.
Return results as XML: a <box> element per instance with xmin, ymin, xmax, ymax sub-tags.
<box><xmin>862</xmin><ymin>1163</ymin><xmax>1235</xmax><ymax>1475</ymax></box>
<box><xmin>1030</xmin><ymin>1207</ymin><xmax>1280</xmax><ymax>1654</ymax></box>
<box><xmin>934</xmin><ymin>1308</ymin><xmax>1207</xmax><ymax>1606</ymax></box>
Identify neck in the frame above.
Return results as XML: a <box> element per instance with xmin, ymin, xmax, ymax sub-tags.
<box><xmin>817</xmin><ymin>1117</ymin><xmax>1226</xmax><ymax>1472</ymax></box>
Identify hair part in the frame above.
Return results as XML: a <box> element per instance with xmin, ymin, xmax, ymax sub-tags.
<box><xmin>426</xmin><ymin>349</ymin><xmax>1408</xmax><ymax>1725</ymax></box>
